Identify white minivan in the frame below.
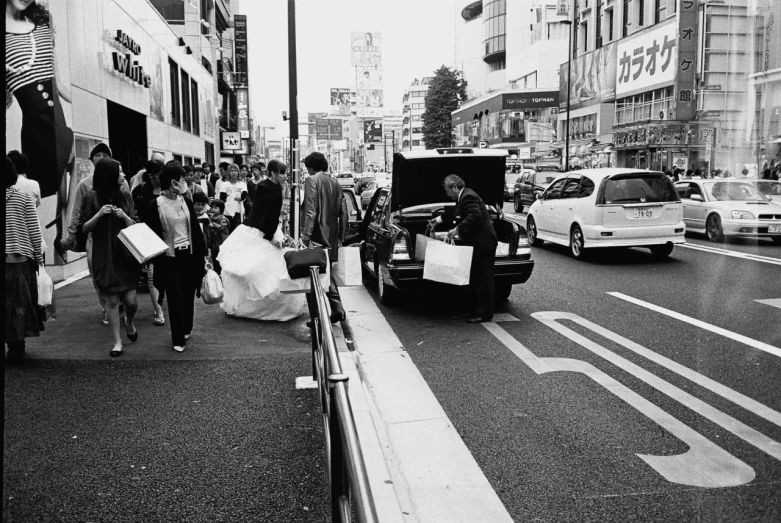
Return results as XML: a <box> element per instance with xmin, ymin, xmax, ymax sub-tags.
<box><xmin>526</xmin><ymin>168</ymin><xmax>686</xmax><ymax>259</ymax></box>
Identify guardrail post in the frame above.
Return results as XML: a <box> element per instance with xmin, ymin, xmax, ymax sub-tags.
<box><xmin>328</xmin><ymin>373</ymin><xmax>350</xmax><ymax>521</ymax></box>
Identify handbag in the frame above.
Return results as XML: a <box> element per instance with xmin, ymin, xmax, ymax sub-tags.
<box><xmin>200</xmin><ymin>262</ymin><xmax>224</xmax><ymax>305</ymax></box>
<box><xmin>422</xmin><ymin>238</ymin><xmax>473</xmax><ymax>286</ymax></box>
<box><xmin>37</xmin><ymin>265</ymin><xmax>54</xmax><ymax>307</ymax></box>
<box><xmin>279</xmin><ymin>248</ymin><xmax>331</xmax><ymax>294</ymax></box>
<box><xmin>283</xmin><ymin>246</ymin><xmax>328</xmax><ymax>279</ymax></box>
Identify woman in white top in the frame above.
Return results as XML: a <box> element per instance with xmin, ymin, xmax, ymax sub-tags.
<box><xmin>218</xmin><ymin>163</ymin><xmax>247</xmax><ymax>232</ymax></box>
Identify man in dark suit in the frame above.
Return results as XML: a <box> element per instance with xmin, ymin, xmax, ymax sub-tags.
<box><xmin>301</xmin><ymin>152</ymin><xmax>349</xmax><ymax>323</ymax></box>
<box><xmin>244</xmin><ymin>159</ymin><xmax>285</xmax><ymax>246</ymax></box>
<box><xmin>429</xmin><ymin>174</ymin><xmax>497</xmax><ymax>323</ymax></box>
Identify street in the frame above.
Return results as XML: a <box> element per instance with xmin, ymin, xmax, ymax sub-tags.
<box><xmin>360</xmin><ymin>203</ymin><xmax>781</xmax><ymax>522</ymax></box>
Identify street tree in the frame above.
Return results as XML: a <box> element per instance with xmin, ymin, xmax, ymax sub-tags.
<box><xmin>422</xmin><ymin>66</ymin><xmax>468</xmax><ymax>149</ymax></box>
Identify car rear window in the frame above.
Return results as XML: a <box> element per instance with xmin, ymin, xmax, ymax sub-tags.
<box><xmin>600</xmin><ymin>173</ymin><xmax>680</xmax><ymax>204</ymax></box>
<box><xmin>703</xmin><ymin>181</ymin><xmax>769</xmax><ymax>201</ymax></box>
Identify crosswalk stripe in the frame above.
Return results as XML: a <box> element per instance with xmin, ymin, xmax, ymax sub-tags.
<box><xmin>755</xmin><ymin>298</ymin><xmax>781</xmax><ymax>310</ymax></box>
<box><xmin>679</xmin><ymin>242</ymin><xmax>781</xmax><ymax>266</ymax></box>
<box><xmin>608</xmin><ymin>292</ymin><xmax>781</xmax><ymax>358</ymax></box>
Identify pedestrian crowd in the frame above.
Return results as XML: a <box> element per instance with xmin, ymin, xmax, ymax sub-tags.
<box><xmin>5</xmin><ymin>144</ymin><xmax>339</xmax><ymax>360</ymax></box>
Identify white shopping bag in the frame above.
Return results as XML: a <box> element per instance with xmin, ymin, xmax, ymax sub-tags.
<box><xmin>279</xmin><ymin>250</ymin><xmax>331</xmax><ymax>294</ymax></box>
<box><xmin>334</xmin><ymin>246</ymin><xmax>362</xmax><ymax>286</ymax></box>
<box><xmin>496</xmin><ymin>242</ymin><xmax>510</xmax><ymax>257</ymax></box>
<box><xmin>422</xmin><ymin>239</ymin><xmax>473</xmax><ymax>286</ymax></box>
<box><xmin>200</xmin><ymin>263</ymin><xmax>224</xmax><ymax>305</ymax></box>
<box><xmin>37</xmin><ymin>266</ymin><xmax>53</xmax><ymax>307</ymax></box>
<box><xmin>118</xmin><ymin>222</ymin><xmax>169</xmax><ymax>264</ymax></box>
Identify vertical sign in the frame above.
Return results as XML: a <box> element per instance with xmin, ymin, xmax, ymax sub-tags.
<box><xmin>234</xmin><ymin>14</ymin><xmax>248</xmax><ymax>86</ymax></box>
<box><xmin>237</xmin><ymin>88</ymin><xmax>250</xmax><ymax>138</ymax></box>
<box><xmin>556</xmin><ymin>0</ymin><xmax>569</xmax><ymax>17</ymax></box>
<box><xmin>675</xmin><ymin>0</ymin><xmax>698</xmax><ymax>121</ymax></box>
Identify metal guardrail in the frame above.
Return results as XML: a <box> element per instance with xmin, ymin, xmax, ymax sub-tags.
<box><xmin>309</xmin><ymin>266</ymin><xmax>378</xmax><ymax>523</ymax></box>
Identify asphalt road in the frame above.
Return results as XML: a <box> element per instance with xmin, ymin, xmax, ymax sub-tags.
<box><xmin>365</xmin><ymin>203</ymin><xmax>781</xmax><ymax>522</ymax></box>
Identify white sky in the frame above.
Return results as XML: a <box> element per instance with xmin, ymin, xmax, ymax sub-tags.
<box><xmin>242</xmin><ymin>0</ymin><xmax>457</xmax><ymax>139</ymax></box>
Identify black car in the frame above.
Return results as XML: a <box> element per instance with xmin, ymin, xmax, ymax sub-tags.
<box><xmin>512</xmin><ymin>166</ymin><xmax>561</xmax><ymax>212</ymax></box>
<box><xmin>359</xmin><ymin>148</ymin><xmax>535</xmax><ymax>304</ymax></box>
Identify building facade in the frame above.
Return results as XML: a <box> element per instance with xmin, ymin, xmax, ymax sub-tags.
<box><xmin>402</xmin><ymin>78</ymin><xmax>433</xmax><ymax>151</ymax></box>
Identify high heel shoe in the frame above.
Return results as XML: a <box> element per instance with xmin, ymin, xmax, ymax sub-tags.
<box><xmin>123</xmin><ymin>317</ymin><xmax>138</xmax><ymax>343</ymax></box>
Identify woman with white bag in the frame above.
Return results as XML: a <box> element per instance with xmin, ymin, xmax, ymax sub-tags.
<box><xmin>5</xmin><ymin>156</ymin><xmax>45</xmax><ymax>362</ymax></box>
<box><xmin>218</xmin><ymin>160</ymin><xmax>305</xmax><ymax>321</ymax></box>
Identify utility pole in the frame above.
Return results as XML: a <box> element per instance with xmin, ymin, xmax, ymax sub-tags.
<box><xmin>287</xmin><ymin>0</ymin><xmax>300</xmax><ymax>239</ymax></box>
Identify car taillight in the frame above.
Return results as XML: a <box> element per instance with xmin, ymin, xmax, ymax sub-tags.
<box><xmin>391</xmin><ymin>233</ymin><xmax>410</xmax><ymax>261</ymax></box>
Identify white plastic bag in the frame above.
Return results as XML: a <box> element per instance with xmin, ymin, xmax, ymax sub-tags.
<box><xmin>37</xmin><ymin>266</ymin><xmax>53</xmax><ymax>307</ymax></box>
<box><xmin>201</xmin><ymin>263</ymin><xmax>224</xmax><ymax>305</ymax></box>
<box><xmin>334</xmin><ymin>246</ymin><xmax>362</xmax><ymax>286</ymax></box>
<box><xmin>496</xmin><ymin>242</ymin><xmax>510</xmax><ymax>257</ymax></box>
<box><xmin>422</xmin><ymin>239</ymin><xmax>473</xmax><ymax>286</ymax></box>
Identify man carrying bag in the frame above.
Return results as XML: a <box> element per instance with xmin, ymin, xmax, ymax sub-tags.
<box><xmin>429</xmin><ymin>174</ymin><xmax>498</xmax><ymax>323</ymax></box>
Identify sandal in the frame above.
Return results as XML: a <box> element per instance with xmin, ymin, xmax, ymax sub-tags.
<box><xmin>110</xmin><ymin>347</ymin><xmax>123</xmax><ymax>357</ymax></box>
<box><xmin>123</xmin><ymin>317</ymin><xmax>138</xmax><ymax>343</ymax></box>
<box><xmin>153</xmin><ymin>314</ymin><xmax>165</xmax><ymax>326</ymax></box>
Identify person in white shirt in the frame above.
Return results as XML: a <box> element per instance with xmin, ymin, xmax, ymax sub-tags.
<box><xmin>8</xmin><ymin>150</ymin><xmax>41</xmax><ymax>207</ymax></box>
<box><xmin>218</xmin><ymin>163</ymin><xmax>248</xmax><ymax>231</ymax></box>
<box><xmin>129</xmin><ymin>152</ymin><xmax>165</xmax><ymax>192</ymax></box>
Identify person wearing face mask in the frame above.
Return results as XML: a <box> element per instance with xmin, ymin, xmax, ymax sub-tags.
<box><xmin>218</xmin><ymin>163</ymin><xmax>248</xmax><ymax>232</ymax></box>
<box><xmin>146</xmin><ymin>162</ymin><xmax>207</xmax><ymax>353</ymax></box>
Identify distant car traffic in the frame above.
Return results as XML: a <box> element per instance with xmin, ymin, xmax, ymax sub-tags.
<box><xmin>360</xmin><ymin>178</ymin><xmax>392</xmax><ymax>209</ymax></box>
<box><xmin>750</xmin><ymin>179</ymin><xmax>781</xmax><ymax>200</ymax></box>
<box><xmin>513</xmin><ymin>167</ymin><xmax>561</xmax><ymax>213</ymax></box>
<box><xmin>674</xmin><ymin>179</ymin><xmax>781</xmax><ymax>244</ymax></box>
<box><xmin>336</xmin><ymin>172</ymin><xmax>355</xmax><ymax>189</ymax></box>
<box><xmin>527</xmin><ymin>168</ymin><xmax>686</xmax><ymax>259</ymax></box>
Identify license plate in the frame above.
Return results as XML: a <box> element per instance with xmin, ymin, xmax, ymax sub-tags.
<box><xmin>770</xmin><ymin>224</ymin><xmax>781</xmax><ymax>233</ymax></box>
<box><xmin>633</xmin><ymin>207</ymin><xmax>654</xmax><ymax>219</ymax></box>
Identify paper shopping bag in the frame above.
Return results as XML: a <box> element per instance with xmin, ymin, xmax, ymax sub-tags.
<box><xmin>334</xmin><ymin>246</ymin><xmax>362</xmax><ymax>286</ymax></box>
<box><xmin>118</xmin><ymin>223</ymin><xmax>169</xmax><ymax>264</ymax></box>
<box><xmin>279</xmin><ymin>249</ymin><xmax>331</xmax><ymax>294</ymax></box>
<box><xmin>422</xmin><ymin>240</ymin><xmax>473</xmax><ymax>286</ymax></box>
<box><xmin>496</xmin><ymin>242</ymin><xmax>510</xmax><ymax>257</ymax></box>
<box><xmin>415</xmin><ymin>234</ymin><xmax>432</xmax><ymax>261</ymax></box>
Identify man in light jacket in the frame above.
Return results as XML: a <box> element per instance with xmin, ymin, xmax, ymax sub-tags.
<box><xmin>301</xmin><ymin>152</ymin><xmax>349</xmax><ymax>323</ymax></box>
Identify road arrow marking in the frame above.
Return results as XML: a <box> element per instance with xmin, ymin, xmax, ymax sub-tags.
<box><xmin>679</xmin><ymin>242</ymin><xmax>781</xmax><ymax>266</ymax></box>
<box><xmin>608</xmin><ymin>292</ymin><xmax>781</xmax><ymax>358</ymax></box>
<box><xmin>533</xmin><ymin>311</ymin><xmax>781</xmax><ymax>464</ymax></box>
<box><xmin>483</xmin><ymin>319</ymin><xmax>756</xmax><ymax>488</ymax></box>
<box><xmin>755</xmin><ymin>298</ymin><xmax>781</xmax><ymax>310</ymax></box>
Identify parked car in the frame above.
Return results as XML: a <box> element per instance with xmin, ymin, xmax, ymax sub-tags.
<box><xmin>336</xmin><ymin>172</ymin><xmax>355</xmax><ymax>189</ymax></box>
<box><xmin>360</xmin><ymin>148</ymin><xmax>535</xmax><ymax>304</ymax></box>
<box><xmin>674</xmin><ymin>179</ymin><xmax>781</xmax><ymax>244</ymax></box>
<box><xmin>527</xmin><ymin>168</ymin><xmax>686</xmax><ymax>259</ymax></box>
<box><xmin>355</xmin><ymin>174</ymin><xmax>376</xmax><ymax>194</ymax></box>
<box><xmin>361</xmin><ymin>182</ymin><xmax>379</xmax><ymax>209</ymax></box>
<box><xmin>750</xmin><ymin>179</ymin><xmax>781</xmax><ymax>200</ymax></box>
<box><xmin>504</xmin><ymin>171</ymin><xmax>520</xmax><ymax>201</ymax></box>
<box><xmin>513</xmin><ymin>167</ymin><xmax>561</xmax><ymax>213</ymax></box>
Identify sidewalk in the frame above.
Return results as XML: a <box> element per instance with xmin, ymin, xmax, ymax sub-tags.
<box><xmin>3</xmin><ymin>277</ymin><xmax>330</xmax><ymax>522</ymax></box>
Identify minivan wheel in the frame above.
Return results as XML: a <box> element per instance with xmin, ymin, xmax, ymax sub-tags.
<box><xmin>707</xmin><ymin>214</ymin><xmax>725</xmax><ymax>242</ymax></box>
<box><xmin>527</xmin><ymin>216</ymin><xmax>543</xmax><ymax>246</ymax></box>
<box><xmin>570</xmin><ymin>225</ymin><xmax>586</xmax><ymax>259</ymax></box>
<box><xmin>375</xmin><ymin>260</ymin><xmax>395</xmax><ymax>305</ymax></box>
<box><xmin>649</xmin><ymin>242</ymin><xmax>674</xmax><ymax>258</ymax></box>
<box><xmin>513</xmin><ymin>195</ymin><xmax>522</xmax><ymax>213</ymax></box>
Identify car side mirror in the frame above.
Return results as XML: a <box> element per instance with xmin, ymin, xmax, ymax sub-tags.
<box><xmin>690</xmin><ymin>194</ymin><xmax>703</xmax><ymax>202</ymax></box>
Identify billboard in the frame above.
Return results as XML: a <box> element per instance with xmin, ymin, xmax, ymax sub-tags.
<box><xmin>331</xmin><ymin>88</ymin><xmax>352</xmax><ymax>106</ymax></box>
<box><xmin>560</xmin><ymin>42</ymin><xmax>617</xmax><ymax>111</ymax></box>
<box><xmin>616</xmin><ymin>20</ymin><xmax>677</xmax><ymax>97</ymax></box>
<box><xmin>234</xmin><ymin>14</ymin><xmax>248</xmax><ymax>86</ymax></box>
<box><xmin>357</xmin><ymin>67</ymin><xmax>383</xmax><ymax>90</ymax></box>
<box><xmin>351</xmin><ymin>32</ymin><xmax>382</xmax><ymax>67</ymax></box>
<box><xmin>364</xmin><ymin>119</ymin><xmax>383</xmax><ymax>144</ymax></box>
<box><xmin>237</xmin><ymin>87</ymin><xmax>250</xmax><ymax>138</ymax></box>
<box><xmin>675</xmin><ymin>0</ymin><xmax>699</xmax><ymax>121</ymax></box>
<box><xmin>315</xmin><ymin>118</ymin><xmax>343</xmax><ymax>140</ymax></box>
<box><xmin>356</xmin><ymin>90</ymin><xmax>384</xmax><ymax>107</ymax></box>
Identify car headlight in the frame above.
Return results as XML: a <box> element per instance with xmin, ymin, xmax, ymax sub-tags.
<box><xmin>731</xmin><ymin>211</ymin><xmax>755</xmax><ymax>220</ymax></box>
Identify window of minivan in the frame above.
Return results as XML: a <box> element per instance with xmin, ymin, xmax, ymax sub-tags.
<box><xmin>599</xmin><ymin>173</ymin><xmax>679</xmax><ymax>204</ymax></box>
<box><xmin>545</xmin><ymin>178</ymin><xmax>566</xmax><ymax>199</ymax></box>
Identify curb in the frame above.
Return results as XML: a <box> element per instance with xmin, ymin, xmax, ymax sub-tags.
<box><xmin>340</xmin><ymin>286</ymin><xmax>513</xmax><ymax>523</ymax></box>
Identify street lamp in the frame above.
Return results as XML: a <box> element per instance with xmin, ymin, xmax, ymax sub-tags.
<box><xmin>562</xmin><ymin>17</ymin><xmax>573</xmax><ymax>172</ymax></box>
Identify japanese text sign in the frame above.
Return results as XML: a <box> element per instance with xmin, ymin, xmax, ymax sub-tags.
<box><xmin>234</xmin><ymin>15</ymin><xmax>248</xmax><ymax>87</ymax></box>
<box><xmin>675</xmin><ymin>0</ymin><xmax>699</xmax><ymax>121</ymax></box>
<box><xmin>616</xmin><ymin>21</ymin><xmax>677</xmax><ymax>97</ymax></box>
<box><xmin>222</xmin><ymin>132</ymin><xmax>242</xmax><ymax>151</ymax></box>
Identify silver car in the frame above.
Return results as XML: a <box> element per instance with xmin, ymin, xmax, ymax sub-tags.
<box><xmin>674</xmin><ymin>179</ymin><xmax>781</xmax><ymax>244</ymax></box>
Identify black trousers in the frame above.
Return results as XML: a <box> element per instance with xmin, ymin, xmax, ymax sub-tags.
<box><xmin>306</xmin><ymin>263</ymin><xmax>345</xmax><ymax>322</ymax></box>
<box><xmin>159</xmin><ymin>251</ymin><xmax>197</xmax><ymax>346</ymax></box>
<box><xmin>470</xmin><ymin>245</ymin><xmax>496</xmax><ymax>318</ymax></box>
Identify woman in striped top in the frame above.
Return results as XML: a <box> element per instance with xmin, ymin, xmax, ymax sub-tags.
<box><xmin>5</xmin><ymin>155</ymin><xmax>45</xmax><ymax>362</ymax></box>
<box><xmin>6</xmin><ymin>0</ymin><xmax>74</xmax><ymax>259</ymax></box>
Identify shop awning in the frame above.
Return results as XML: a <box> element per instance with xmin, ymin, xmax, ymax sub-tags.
<box><xmin>589</xmin><ymin>143</ymin><xmax>613</xmax><ymax>153</ymax></box>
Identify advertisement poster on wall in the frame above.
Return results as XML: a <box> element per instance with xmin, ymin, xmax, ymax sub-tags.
<box><xmin>351</xmin><ymin>32</ymin><xmax>382</xmax><ymax>67</ymax></box>
<box><xmin>364</xmin><ymin>119</ymin><xmax>383</xmax><ymax>144</ymax></box>
<box><xmin>672</xmin><ymin>152</ymin><xmax>689</xmax><ymax>172</ymax></box>
<box><xmin>331</xmin><ymin>88</ymin><xmax>352</xmax><ymax>106</ymax></box>
<box><xmin>149</xmin><ymin>48</ymin><xmax>166</xmax><ymax>121</ymax></box>
<box><xmin>559</xmin><ymin>42</ymin><xmax>617</xmax><ymax>111</ymax></box>
<box><xmin>6</xmin><ymin>0</ymin><xmax>75</xmax><ymax>266</ymax></box>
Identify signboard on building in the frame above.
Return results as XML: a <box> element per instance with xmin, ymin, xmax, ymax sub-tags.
<box><xmin>351</xmin><ymin>32</ymin><xmax>382</xmax><ymax>67</ymax></box>
<box><xmin>234</xmin><ymin>14</ymin><xmax>248</xmax><ymax>86</ymax></box>
<box><xmin>675</xmin><ymin>0</ymin><xmax>699</xmax><ymax>121</ymax></box>
<box><xmin>364</xmin><ymin>119</ymin><xmax>383</xmax><ymax>144</ymax></box>
<box><xmin>502</xmin><ymin>91</ymin><xmax>559</xmax><ymax>109</ymax></box>
<box><xmin>560</xmin><ymin>42</ymin><xmax>617</xmax><ymax>111</ymax></box>
<box><xmin>615</xmin><ymin>20</ymin><xmax>677</xmax><ymax>97</ymax></box>
<box><xmin>222</xmin><ymin>131</ymin><xmax>242</xmax><ymax>150</ymax></box>
<box><xmin>331</xmin><ymin>88</ymin><xmax>351</xmax><ymax>106</ymax></box>
<box><xmin>267</xmin><ymin>140</ymin><xmax>282</xmax><ymax>159</ymax></box>
<box><xmin>315</xmin><ymin>118</ymin><xmax>343</xmax><ymax>140</ymax></box>
<box><xmin>237</xmin><ymin>88</ymin><xmax>250</xmax><ymax>139</ymax></box>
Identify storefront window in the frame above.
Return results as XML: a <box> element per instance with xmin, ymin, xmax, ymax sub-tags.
<box><xmin>169</xmin><ymin>58</ymin><xmax>180</xmax><ymax>128</ymax></box>
<box><xmin>615</xmin><ymin>87</ymin><xmax>674</xmax><ymax>125</ymax></box>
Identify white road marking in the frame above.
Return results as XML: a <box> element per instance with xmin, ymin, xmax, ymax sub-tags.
<box><xmin>755</xmin><ymin>298</ymin><xmax>781</xmax><ymax>310</ymax></box>
<box><xmin>608</xmin><ymin>292</ymin><xmax>781</xmax><ymax>358</ymax></box>
<box><xmin>54</xmin><ymin>270</ymin><xmax>90</xmax><ymax>290</ymax></box>
<box><xmin>679</xmin><ymin>242</ymin><xmax>781</xmax><ymax>266</ymax></box>
<box><xmin>484</xmin><ymin>319</ymin><xmax>756</xmax><ymax>488</ymax></box>
<box><xmin>533</xmin><ymin>311</ymin><xmax>781</xmax><ymax>464</ymax></box>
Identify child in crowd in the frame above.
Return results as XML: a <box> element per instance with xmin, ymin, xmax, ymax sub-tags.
<box><xmin>208</xmin><ymin>199</ymin><xmax>230</xmax><ymax>274</ymax></box>
<box><xmin>192</xmin><ymin>191</ymin><xmax>211</xmax><ymax>250</ymax></box>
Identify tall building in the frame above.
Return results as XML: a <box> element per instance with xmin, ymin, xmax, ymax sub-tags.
<box><xmin>748</xmin><ymin>0</ymin><xmax>781</xmax><ymax>170</ymax></box>
<box><xmin>402</xmin><ymin>78</ymin><xmax>433</xmax><ymax>151</ymax></box>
